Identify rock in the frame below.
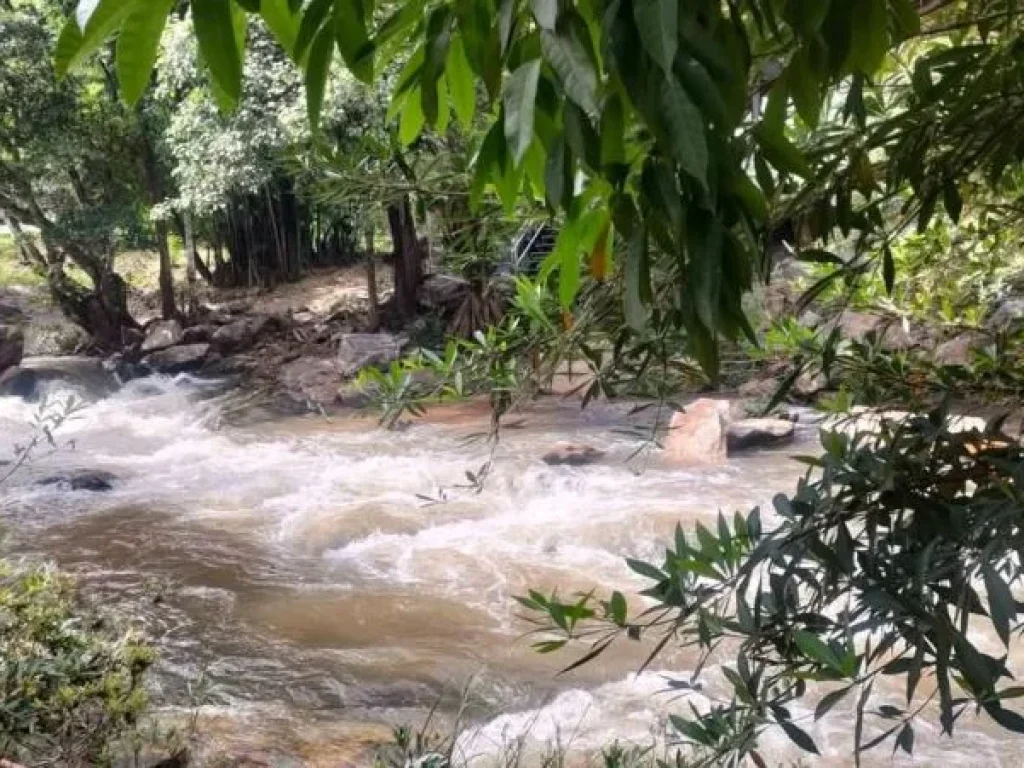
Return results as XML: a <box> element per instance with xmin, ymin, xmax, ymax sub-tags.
<box><xmin>279</xmin><ymin>357</ymin><xmax>344</xmax><ymax>408</ymax></box>
<box><xmin>0</xmin><ymin>366</ymin><xmax>36</xmax><ymax>398</ymax></box>
<box><xmin>183</xmin><ymin>324</ymin><xmax>216</xmax><ymax>344</ymax></box>
<box><xmin>794</xmin><ymin>370</ymin><xmax>828</xmax><ymax>399</ymax></box>
<box><xmin>727</xmin><ymin>418</ymin><xmax>796</xmax><ymax>451</ymax></box>
<box><xmin>420</xmin><ymin>273</ymin><xmax>471</xmax><ymax>311</ymax></box>
<box><xmin>141</xmin><ymin>319</ymin><xmax>184</xmax><ymax>353</ymax></box>
<box><xmin>291</xmin><ymin>310</ymin><xmax>316</xmax><ymax>325</ymax></box>
<box><xmin>663</xmin><ymin>399</ymin><xmax>730</xmax><ymax>466</ymax></box>
<box><xmin>738</xmin><ymin>378</ymin><xmax>779</xmax><ymax>399</ymax></box>
<box><xmin>934</xmin><ymin>331</ymin><xmax>990</xmax><ymax>367</ymax></box>
<box><xmin>987</xmin><ymin>298</ymin><xmax>1024</xmax><ymax>331</ymax></box>
<box><xmin>0</xmin><ymin>323</ymin><xmax>24</xmax><ymax>376</ymax></box>
<box><xmin>336</xmin><ymin>333</ymin><xmax>407</xmax><ymax>377</ymax></box>
<box><xmin>211</xmin><ymin>316</ymin><xmax>271</xmax><ymax>354</ymax></box>
<box><xmin>37</xmin><ymin>469</ymin><xmax>117</xmax><ymax>492</ymax></box>
<box><xmin>0</xmin><ymin>357</ymin><xmax>119</xmax><ymax>400</ymax></box>
<box><xmin>836</xmin><ymin>311</ymin><xmax>917</xmax><ymax>351</ymax></box>
<box><xmin>541</xmin><ymin>441</ymin><xmax>605</xmax><ymax>466</ymax></box>
<box><xmin>144</xmin><ymin>343</ymin><xmax>210</xmax><ymax>374</ymax></box>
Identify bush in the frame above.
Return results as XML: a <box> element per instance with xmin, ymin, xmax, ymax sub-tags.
<box><xmin>0</xmin><ymin>561</ymin><xmax>156</xmax><ymax>766</ymax></box>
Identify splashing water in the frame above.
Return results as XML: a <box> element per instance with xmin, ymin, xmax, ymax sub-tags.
<box><xmin>2</xmin><ymin>372</ymin><xmax>1014</xmax><ymax>765</ymax></box>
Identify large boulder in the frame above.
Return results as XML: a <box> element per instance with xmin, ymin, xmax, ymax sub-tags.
<box><xmin>837</xmin><ymin>311</ymin><xmax>916</xmax><ymax>351</ymax></box>
<box><xmin>37</xmin><ymin>469</ymin><xmax>117</xmax><ymax>492</ymax></box>
<box><xmin>0</xmin><ymin>356</ymin><xmax>119</xmax><ymax>400</ymax></box>
<box><xmin>211</xmin><ymin>316</ymin><xmax>274</xmax><ymax>354</ymax></box>
<box><xmin>663</xmin><ymin>399</ymin><xmax>730</xmax><ymax>466</ymax></box>
<box><xmin>144</xmin><ymin>343</ymin><xmax>210</xmax><ymax>374</ymax></box>
<box><xmin>988</xmin><ymin>298</ymin><xmax>1024</xmax><ymax>332</ymax></box>
<box><xmin>141</xmin><ymin>319</ymin><xmax>184</xmax><ymax>353</ymax></box>
<box><xmin>934</xmin><ymin>331</ymin><xmax>990</xmax><ymax>367</ymax></box>
<box><xmin>541</xmin><ymin>441</ymin><xmax>605</xmax><ymax>466</ymax></box>
<box><xmin>183</xmin><ymin>324</ymin><xmax>216</xmax><ymax>344</ymax></box>
<box><xmin>279</xmin><ymin>357</ymin><xmax>344</xmax><ymax>408</ymax></box>
<box><xmin>0</xmin><ymin>323</ymin><xmax>24</xmax><ymax>376</ymax></box>
<box><xmin>420</xmin><ymin>274</ymin><xmax>471</xmax><ymax>312</ymax></box>
<box><xmin>727</xmin><ymin>418</ymin><xmax>796</xmax><ymax>451</ymax></box>
<box><xmin>336</xmin><ymin>333</ymin><xmax>407</xmax><ymax>377</ymax></box>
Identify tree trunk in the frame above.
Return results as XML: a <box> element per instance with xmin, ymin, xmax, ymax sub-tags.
<box><xmin>184</xmin><ymin>209</ymin><xmax>197</xmax><ymax>319</ymax></box>
<box><xmin>365</xmin><ymin>225</ymin><xmax>379</xmax><ymax>332</ymax></box>
<box><xmin>155</xmin><ymin>220</ymin><xmax>177</xmax><ymax>320</ymax></box>
<box><xmin>386</xmin><ymin>195</ymin><xmax>424</xmax><ymax>324</ymax></box>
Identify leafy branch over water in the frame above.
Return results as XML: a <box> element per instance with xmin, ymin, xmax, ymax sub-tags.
<box><xmin>519</xmin><ymin>409</ymin><xmax>1024</xmax><ymax>764</ymax></box>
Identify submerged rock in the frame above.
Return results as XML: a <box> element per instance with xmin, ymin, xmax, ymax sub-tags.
<box><xmin>727</xmin><ymin>418</ymin><xmax>796</xmax><ymax>451</ymax></box>
<box><xmin>541</xmin><ymin>441</ymin><xmax>605</xmax><ymax>466</ymax></box>
<box><xmin>141</xmin><ymin>319</ymin><xmax>184</xmax><ymax>353</ymax></box>
<box><xmin>38</xmin><ymin>469</ymin><xmax>117</xmax><ymax>492</ymax></box>
<box><xmin>663</xmin><ymin>399</ymin><xmax>730</xmax><ymax>466</ymax></box>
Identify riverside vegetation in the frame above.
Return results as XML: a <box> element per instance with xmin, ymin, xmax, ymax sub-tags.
<box><xmin>3</xmin><ymin>0</ymin><xmax>1024</xmax><ymax>765</ymax></box>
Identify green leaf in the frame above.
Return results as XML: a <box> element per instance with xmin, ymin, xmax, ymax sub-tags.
<box><xmin>779</xmin><ymin>720</ymin><xmax>820</xmax><ymax>754</ymax></box>
<box><xmin>633</xmin><ymin>0</ymin><xmax>678</xmax><ymax>73</ymax></box>
<box><xmin>305</xmin><ymin>23</ymin><xmax>333</xmax><ymax>129</ymax></box>
<box><xmin>116</xmin><ymin>0</ymin><xmax>174</xmax><ymax>105</ymax></box>
<box><xmin>787</xmin><ymin>48</ymin><xmax>821</xmax><ymax>128</ymax></box>
<box><xmin>659</xmin><ymin>79</ymin><xmax>708</xmax><ymax>188</ymax></box>
<box><xmin>754</xmin><ymin>124</ymin><xmax>811</xmax><ymax>178</ymax></box>
<box><xmin>626</xmin><ymin>557</ymin><xmax>667</xmax><ymax>582</ymax></box>
<box><xmin>798</xmin><ymin>249</ymin><xmax>844</xmax><ymax>265</ymax></box>
<box><xmin>541</xmin><ymin>28</ymin><xmax>598</xmax><ymax>115</ymax></box>
<box><xmin>294</xmin><ymin>0</ymin><xmax>333</xmax><ymax>62</ymax></box>
<box><xmin>446</xmin><ymin>36</ymin><xmax>476</xmax><ymax>131</ymax></box>
<box><xmin>260</xmin><ymin>0</ymin><xmax>299</xmax><ymax>51</ymax></box>
<box><xmin>890</xmin><ymin>0</ymin><xmax>921</xmax><ymax>39</ymax></box>
<box><xmin>624</xmin><ymin>225</ymin><xmax>649</xmax><ymax>331</ymax></box>
<box><xmin>984</xmin><ymin>565</ymin><xmax>1016</xmax><ymax>647</ymax></box>
<box><xmin>558</xmin><ymin>224</ymin><xmax>582</xmax><ymax>308</ymax></box>
<box><xmin>609</xmin><ymin>591</ymin><xmax>627</xmax><ymax>625</ymax></box>
<box><xmin>59</xmin><ymin>0</ymin><xmax>137</xmax><ymax>77</ymax></box>
<box><xmin>193</xmin><ymin>0</ymin><xmax>245</xmax><ymax>109</ymax></box>
<box><xmin>896</xmin><ymin>723</ymin><xmax>914</xmax><ymax>754</ymax></box>
<box><xmin>54</xmin><ymin>20</ymin><xmax>85</xmax><ymax>79</ymax></box>
<box><xmin>421</xmin><ymin>8</ymin><xmax>453</xmax><ymax>124</ymax></box>
<box><xmin>399</xmin><ymin>86</ymin><xmax>426</xmax><ymax>146</ymax></box>
<box><xmin>943</xmin><ymin>178</ymin><xmax>963</xmax><ymax>223</ymax></box>
<box><xmin>334</xmin><ymin>0</ymin><xmax>375</xmax><ymax>82</ymax></box>
<box><xmin>815</xmin><ymin>685</ymin><xmax>853</xmax><ymax>720</ymax></box>
<box><xmin>504</xmin><ymin>59</ymin><xmax>542</xmax><ymax>164</ymax></box>
<box><xmin>882</xmin><ymin>245</ymin><xmax>895</xmax><ymax>296</ymax></box>
<box><xmin>795</xmin><ymin>629</ymin><xmax>843</xmax><ymax>672</ymax></box>
<box><xmin>848</xmin><ymin>0</ymin><xmax>889</xmax><ymax>74</ymax></box>
<box><xmin>600</xmin><ymin>93</ymin><xmax>626</xmax><ymax>166</ymax></box>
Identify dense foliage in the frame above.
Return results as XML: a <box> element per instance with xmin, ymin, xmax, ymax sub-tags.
<box><xmin>0</xmin><ymin>562</ymin><xmax>156</xmax><ymax>766</ymax></box>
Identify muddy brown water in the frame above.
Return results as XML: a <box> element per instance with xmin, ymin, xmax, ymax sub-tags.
<box><xmin>0</xmin><ymin>372</ymin><xmax>1020</xmax><ymax>765</ymax></box>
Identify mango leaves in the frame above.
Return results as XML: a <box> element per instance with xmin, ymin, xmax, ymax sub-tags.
<box><xmin>55</xmin><ymin>0</ymin><xmax>914</xmax><ymax>374</ymax></box>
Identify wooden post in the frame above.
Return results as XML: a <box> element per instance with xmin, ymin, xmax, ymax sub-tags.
<box><xmin>184</xmin><ymin>208</ymin><xmax>197</xmax><ymax>319</ymax></box>
<box><xmin>365</xmin><ymin>225</ymin><xmax>379</xmax><ymax>332</ymax></box>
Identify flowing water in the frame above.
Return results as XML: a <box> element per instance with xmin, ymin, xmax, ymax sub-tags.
<box><xmin>0</xmin><ymin>369</ymin><xmax>1018</xmax><ymax>765</ymax></box>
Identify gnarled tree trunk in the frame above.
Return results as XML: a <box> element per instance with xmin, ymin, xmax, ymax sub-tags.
<box><xmin>386</xmin><ymin>195</ymin><xmax>425</xmax><ymax>324</ymax></box>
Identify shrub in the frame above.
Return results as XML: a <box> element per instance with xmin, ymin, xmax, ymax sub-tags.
<box><xmin>0</xmin><ymin>561</ymin><xmax>156</xmax><ymax>766</ymax></box>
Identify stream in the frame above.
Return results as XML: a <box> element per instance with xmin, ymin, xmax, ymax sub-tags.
<box><xmin>0</xmin><ymin>366</ymin><xmax>1019</xmax><ymax>765</ymax></box>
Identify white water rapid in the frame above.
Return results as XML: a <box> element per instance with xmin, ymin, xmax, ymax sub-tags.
<box><xmin>0</xmin><ymin>370</ymin><xmax>1017</xmax><ymax>765</ymax></box>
